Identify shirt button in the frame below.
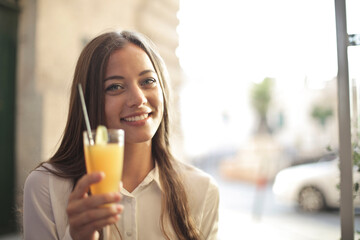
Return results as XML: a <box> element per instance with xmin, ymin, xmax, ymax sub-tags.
<box><xmin>126</xmin><ymin>231</ymin><xmax>132</xmax><ymax>237</ymax></box>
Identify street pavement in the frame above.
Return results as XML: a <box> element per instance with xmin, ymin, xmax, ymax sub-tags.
<box><xmin>214</xmin><ymin>169</ymin><xmax>357</xmax><ymax>240</ymax></box>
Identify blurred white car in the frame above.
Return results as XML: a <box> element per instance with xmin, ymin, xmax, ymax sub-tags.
<box><xmin>272</xmin><ymin>156</ymin><xmax>360</xmax><ymax>211</ymax></box>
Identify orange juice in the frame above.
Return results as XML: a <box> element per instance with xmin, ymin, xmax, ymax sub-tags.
<box><xmin>84</xmin><ymin>143</ymin><xmax>124</xmax><ymax>194</ymax></box>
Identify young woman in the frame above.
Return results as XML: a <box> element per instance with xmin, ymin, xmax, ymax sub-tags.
<box><xmin>23</xmin><ymin>30</ymin><xmax>219</xmax><ymax>240</ymax></box>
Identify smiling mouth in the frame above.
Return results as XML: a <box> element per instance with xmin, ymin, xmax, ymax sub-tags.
<box><xmin>122</xmin><ymin>113</ymin><xmax>150</xmax><ymax>122</ymax></box>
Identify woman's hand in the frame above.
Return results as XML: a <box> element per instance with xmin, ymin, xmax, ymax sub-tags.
<box><xmin>66</xmin><ymin>172</ymin><xmax>123</xmax><ymax>240</ymax></box>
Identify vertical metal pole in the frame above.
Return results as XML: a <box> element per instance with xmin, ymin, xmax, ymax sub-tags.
<box><xmin>334</xmin><ymin>0</ymin><xmax>354</xmax><ymax>239</ymax></box>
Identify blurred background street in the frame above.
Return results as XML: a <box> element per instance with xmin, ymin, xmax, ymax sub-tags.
<box><xmin>198</xmin><ymin>155</ymin><xmax>359</xmax><ymax>240</ymax></box>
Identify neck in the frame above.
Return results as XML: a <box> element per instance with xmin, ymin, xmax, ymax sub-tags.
<box><xmin>122</xmin><ymin>141</ymin><xmax>154</xmax><ymax>193</ymax></box>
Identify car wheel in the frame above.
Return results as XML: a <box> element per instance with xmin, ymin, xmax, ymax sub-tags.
<box><xmin>298</xmin><ymin>186</ymin><xmax>326</xmax><ymax>211</ymax></box>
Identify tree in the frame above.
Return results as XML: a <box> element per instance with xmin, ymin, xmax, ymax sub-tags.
<box><xmin>311</xmin><ymin>105</ymin><xmax>333</xmax><ymax>128</ymax></box>
<box><xmin>250</xmin><ymin>77</ymin><xmax>274</xmax><ymax>134</ymax></box>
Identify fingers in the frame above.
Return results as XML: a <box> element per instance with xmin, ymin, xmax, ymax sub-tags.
<box><xmin>69</xmin><ymin>204</ymin><xmax>123</xmax><ymax>228</ymax></box>
<box><xmin>69</xmin><ymin>172</ymin><xmax>105</xmax><ymax>201</ymax></box>
<box><xmin>67</xmin><ymin>192</ymin><xmax>122</xmax><ymax>215</ymax></box>
<box><xmin>71</xmin><ymin>216</ymin><xmax>119</xmax><ymax>240</ymax></box>
<box><xmin>67</xmin><ymin>172</ymin><xmax>122</xmax><ymax>215</ymax></box>
<box><xmin>67</xmin><ymin>173</ymin><xmax>124</xmax><ymax>240</ymax></box>
<box><xmin>68</xmin><ymin>203</ymin><xmax>123</xmax><ymax>240</ymax></box>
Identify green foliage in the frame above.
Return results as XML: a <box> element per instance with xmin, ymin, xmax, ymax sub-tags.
<box><xmin>326</xmin><ymin>145</ymin><xmax>333</xmax><ymax>152</ymax></box>
<box><xmin>353</xmin><ymin>143</ymin><xmax>360</xmax><ymax>171</ymax></box>
<box><xmin>250</xmin><ymin>77</ymin><xmax>274</xmax><ymax>118</ymax></box>
<box><xmin>355</xmin><ymin>182</ymin><xmax>359</xmax><ymax>192</ymax></box>
<box><xmin>335</xmin><ymin>142</ymin><xmax>360</xmax><ymax>196</ymax></box>
<box><xmin>338</xmin><ymin>141</ymin><xmax>360</xmax><ymax>200</ymax></box>
<box><xmin>311</xmin><ymin>105</ymin><xmax>333</xmax><ymax>127</ymax></box>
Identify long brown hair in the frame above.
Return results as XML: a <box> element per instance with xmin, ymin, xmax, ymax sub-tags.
<box><xmin>42</xmin><ymin>31</ymin><xmax>200</xmax><ymax>240</ymax></box>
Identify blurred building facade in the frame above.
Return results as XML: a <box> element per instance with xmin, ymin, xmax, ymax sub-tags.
<box><xmin>2</xmin><ymin>0</ymin><xmax>182</xmax><ymax>234</ymax></box>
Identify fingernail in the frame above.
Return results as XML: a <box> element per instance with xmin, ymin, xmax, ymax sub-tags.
<box><xmin>93</xmin><ymin>172</ymin><xmax>105</xmax><ymax>181</ymax></box>
<box><xmin>116</xmin><ymin>204</ymin><xmax>123</xmax><ymax>212</ymax></box>
<box><xmin>113</xmin><ymin>193</ymin><xmax>121</xmax><ymax>201</ymax></box>
<box><xmin>99</xmin><ymin>172</ymin><xmax>105</xmax><ymax>178</ymax></box>
<box><xmin>110</xmin><ymin>204</ymin><xmax>118</xmax><ymax>213</ymax></box>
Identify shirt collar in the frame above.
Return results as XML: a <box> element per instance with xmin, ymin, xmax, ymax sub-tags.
<box><xmin>153</xmin><ymin>161</ymin><xmax>162</xmax><ymax>190</ymax></box>
<box><xmin>122</xmin><ymin>161</ymin><xmax>163</xmax><ymax>196</ymax></box>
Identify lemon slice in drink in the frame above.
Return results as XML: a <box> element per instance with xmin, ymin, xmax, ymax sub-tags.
<box><xmin>95</xmin><ymin>125</ymin><xmax>108</xmax><ymax>145</ymax></box>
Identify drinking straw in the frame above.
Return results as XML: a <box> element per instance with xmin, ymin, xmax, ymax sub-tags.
<box><xmin>77</xmin><ymin>83</ymin><xmax>95</xmax><ymax>145</ymax></box>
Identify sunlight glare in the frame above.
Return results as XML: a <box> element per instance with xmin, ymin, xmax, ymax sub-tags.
<box><xmin>177</xmin><ymin>0</ymin><xmax>338</xmax><ymax>157</ymax></box>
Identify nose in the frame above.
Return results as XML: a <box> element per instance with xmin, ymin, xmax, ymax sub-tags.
<box><xmin>126</xmin><ymin>85</ymin><xmax>147</xmax><ymax>107</ymax></box>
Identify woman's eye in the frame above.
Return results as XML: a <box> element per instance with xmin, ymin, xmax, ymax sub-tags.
<box><xmin>105</xmin><ymin>84</ymin><xmax>124</xmax><ymax>92</ymax></box>
<box><xmin>141</xmin><ymin>78</ymin><xmax>157</xmax><ymax>86</ymax></box>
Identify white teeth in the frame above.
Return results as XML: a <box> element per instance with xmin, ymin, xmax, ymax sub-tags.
<box><xmin>123</xmin><ymin>114</ymin><xmax>149</xmax><ymax>122</ymax></box>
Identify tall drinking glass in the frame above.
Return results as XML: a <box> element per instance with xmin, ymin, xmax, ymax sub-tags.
<box><xmin>83</xmin><ymin>129</ymin><xmax>124</xmax><ymax>239</ymax></box>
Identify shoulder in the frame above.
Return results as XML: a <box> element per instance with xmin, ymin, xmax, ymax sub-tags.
<box><xmin>24</xmin><ymin>164</ymin><xmax>52</xmax><ymax>193</ymax></box>
<box><xmin>175</xmin><ymin>161</ymin><xmax>219</xmax><ymax>200</ymax></box>
<box><xmin>175</xmin><ymin>161</ymin><xmax>219</xmax><ymax>225</ymax></box>
<box><xmin>176</xmin><ymin>161</ymin><xmax>218</xmax><ymax>187</ymax></box>
<box><xmin>24</xmin><ymin>163</ymin><xmax>73</xmax><ymax>197</ymax></box>
<box><xmin>23</xmin><ymin>163</ymin><xmax>74</xmax><ymax>239</ymax></box>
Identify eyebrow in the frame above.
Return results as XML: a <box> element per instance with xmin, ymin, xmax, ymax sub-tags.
<box><xmin>104</xmin><ymin>69</ymin><xmax>156</xmax><ymax>81</ymax></box>
<box><xmin>104</xmin><ymin>75</ymin><xmax>124</xmax><ymax>81</ymax></box>
<box><xmin>139</xmin><ymin>69</ymin><xmax>156</xmax><ymax>76</ymax></box>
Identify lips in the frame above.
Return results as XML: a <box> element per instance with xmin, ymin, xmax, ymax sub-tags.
<box><xmin>122</xmin><ymin>113</ymin><xmax>150</xmax><ymax>122</ymax></box>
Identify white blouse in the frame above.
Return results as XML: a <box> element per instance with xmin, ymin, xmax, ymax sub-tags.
<box><xmin>23</xmin><ymin>162</ymin><xmax>219</xmax><ymax>240</ymax></box>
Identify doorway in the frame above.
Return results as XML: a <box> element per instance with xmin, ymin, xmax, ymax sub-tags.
<box><xmin>0</xmin><ymin>0</ymin><xmax>18</xmax><ymax>235</ymax></box>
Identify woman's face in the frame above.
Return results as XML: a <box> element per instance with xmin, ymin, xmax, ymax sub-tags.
<box><xmin>104</xmin><ymin>43</ymin><xmax>164</xmax><ymax>144</ymax></box>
